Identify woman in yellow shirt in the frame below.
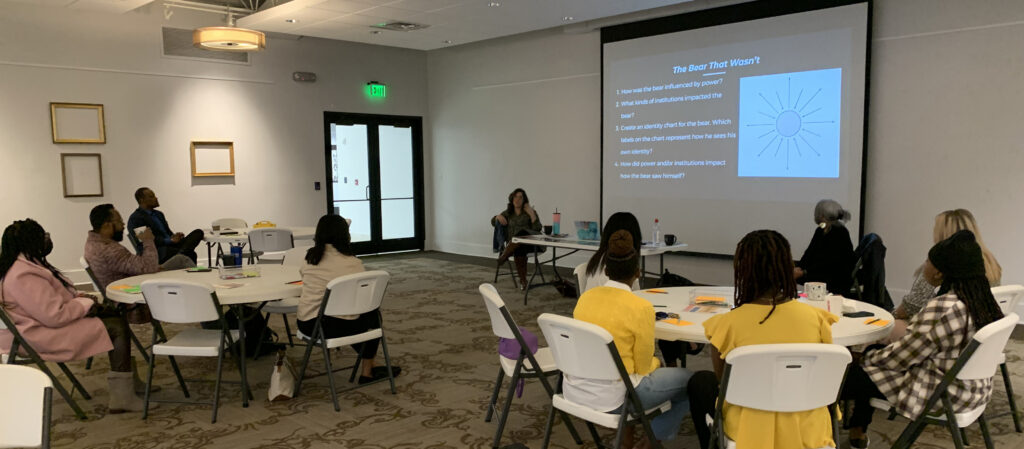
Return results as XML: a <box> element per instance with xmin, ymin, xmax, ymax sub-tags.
<box><xmin>567</xmin><ymin>213</ymin><xmax>692</xmax><ymax>448</ymax></box>
<box><xmin>688</xmin><ymin>230</ymin><xmax>839</xmax><ymax>449</ymax></box>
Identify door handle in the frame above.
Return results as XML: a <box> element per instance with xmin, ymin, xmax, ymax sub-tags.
<box><xmin>365</xmin><ymin>185</ymin><xmax>370</xmax><ymax>200</ymax></box>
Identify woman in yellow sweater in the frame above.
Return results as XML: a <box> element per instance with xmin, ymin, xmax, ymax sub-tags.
<box><xmin>566</xmin><ymin>214</ymin><xmax>692</xmax><ymax>448</ymax></box>
<box><xmin>688</xmin><ymin>230</ymin><xmax>839</xmax><ymax>449</ymax></box>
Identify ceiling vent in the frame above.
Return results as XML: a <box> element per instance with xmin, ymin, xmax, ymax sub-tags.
<box><xmin>371</xmin><ymin>21</ymin><xmax>430</xmax><ymax>32</ymax></box>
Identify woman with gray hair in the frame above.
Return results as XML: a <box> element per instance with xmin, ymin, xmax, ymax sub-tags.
<box><xmin>794</xmin><ymin>199</ymin><xmax>856</xmax><ymax>294</ymax></box>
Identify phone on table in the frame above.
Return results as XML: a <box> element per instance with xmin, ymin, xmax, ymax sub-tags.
<box><xmin>843</xmin><ymin>311</ymin><xmax>874</xmax><ymax>318</ymax></box>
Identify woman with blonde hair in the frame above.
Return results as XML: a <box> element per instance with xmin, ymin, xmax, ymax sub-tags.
<box><xmin>890</xmin><ymin>209</ymin><xmax>1001</xmax><ymax>340</ymax></box>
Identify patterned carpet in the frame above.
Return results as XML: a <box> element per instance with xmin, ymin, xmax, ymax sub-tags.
<box><xmin>36</xmin><ymin>255</ymin><xmax>1024</xmax><ymax>448</ymax></box>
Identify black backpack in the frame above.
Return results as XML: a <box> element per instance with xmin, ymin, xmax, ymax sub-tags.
<box><xmin>656</xmin><ymin>270</ymin><xmax>696</xmax><ymax>287</ymax></box>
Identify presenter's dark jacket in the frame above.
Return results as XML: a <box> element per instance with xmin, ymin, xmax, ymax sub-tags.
<box><xmin>796</xmin><ymin>224</ymin><xmax>855</xmax><ymax>295</ymax></box>
<box><xmin>127</xmin><ymin>208</ymin><xmax>175</xmax><ymax>261</ymax></box>
<box><xmin>490</xmin><ymin>210</ymin><xmax>542</xmax><ymax>242</ymax></box>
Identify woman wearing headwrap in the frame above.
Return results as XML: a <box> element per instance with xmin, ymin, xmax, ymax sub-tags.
<box><xmin>839</xmin><ymin>230</ymin><xmax>1004</xmax><ymax>449</ymax></box>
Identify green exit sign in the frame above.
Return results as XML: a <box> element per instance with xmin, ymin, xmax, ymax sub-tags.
<box><xmin>367</xmin><ymin>82</ymin><xmax>386</xmax><ymax>98</ymax></box>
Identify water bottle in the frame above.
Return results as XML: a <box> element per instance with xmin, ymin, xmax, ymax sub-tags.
<box><xmin>652</xmin><ymin>219</ymin><xmax>661</xmax><ymax>246</ymax></box>
<box><xmin>230</xmin><ymin>244</ymin><xmax>242</xmax><ymax>266</ymax></box>
<box><xmin>552</xmin><ymin>209</ymin><xmax>561</xmax><ymax>236</ymax></box>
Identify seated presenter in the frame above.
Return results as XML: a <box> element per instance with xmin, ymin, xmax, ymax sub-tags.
<box><xmin>794</xmin><ymin>199</ymin><xmax>855</xmax><ymax>295</ymax></box>
<box><xmin>126</xmin><ymin>187</ymin><xmax>204</xmax><ymax>264</ymax></box>
<box><xmin>84</xmin><ymin>204</ymin><xmax>194</xmax><ymax>291</ymax></box>
<box><xmin>492</xmin><ymin>188</ymin><xmax>542</xmax><ymax>289</ymax></box>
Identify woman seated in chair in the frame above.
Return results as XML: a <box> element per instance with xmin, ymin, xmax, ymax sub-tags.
<box><xmin>889</xmin><ymin>208</ymin><xmax>1001</xmax><ymax>341</ymax></box>
<box><xmin>839</xmin><ymin>230</ymin><xmax>1003</xmax><ymax>449</ymax></box>
<box><xmin>296</xmin><ymin>214</ymin><xmax>401</xmax><ymax>384</ymax></box>
<box><xmin>0</xmin><ymin>219</ymin><xmax>143</xmax><ymax>413</ymax></box>
<box><xmin>492</xmin><ymin>188</ymin><xmax>542</xmax><ymax>289</ymax></box>
<box><xmin>794</xmin><ymin>199</ymin><xmax>855</xmax><ymax>295</ymax></box>
<box><xmin>567</xmin><ymin>213</ymin><xmax>692</xmax><ymax>449</ymax></box>
<box><xmin>689</xmin><ymin>230</ymin><xmax>839</xmax><ymax>449</ymax></box>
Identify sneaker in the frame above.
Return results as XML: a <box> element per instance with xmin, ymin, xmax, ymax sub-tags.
<box><xmin>359</xmin><ymin>365</ymin><xmax>402</xmax><ymax>384</ymax></box>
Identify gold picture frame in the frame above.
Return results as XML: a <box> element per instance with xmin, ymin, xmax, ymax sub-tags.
<box><xmin>50</xmin><ymin>103</ymin><xmax>106</xmax><ymax>144</ymax></box>
<box><xmin>190</xmin><ymin>141</ymin><xmax>235</xmax><ymax>176</ymax></box>
<box><xmin>60</xmin><ymin>153</ymin><xmax>104</xmax><ymax>197</ymax></box>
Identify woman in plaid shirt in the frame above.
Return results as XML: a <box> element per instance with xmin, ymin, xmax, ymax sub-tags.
<box><xmin>840</xmin><ymin>230</ymin><xmax>1005</xmax><ymax>448</ymax></box>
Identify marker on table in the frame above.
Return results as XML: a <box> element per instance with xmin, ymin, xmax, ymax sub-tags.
<box><xmin>653</xmin><ymin>305</ymin><xmax>668</xmax><ymax>308</ymax></box>
<box><xmin>865</xmin><ymin>318</ymin><xmax>881</xmax><ymax>325</ymax></box>
<box><xmin>646</xmin><ymin>289</ymin><xmax>668</xmax><ymax>294</ymax></box>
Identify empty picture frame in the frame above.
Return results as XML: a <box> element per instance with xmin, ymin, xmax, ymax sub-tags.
<box><xmin>61</xmin><ymin>153</ymin><xmax>104</xmax><ymax>197</ymax></box>
<box><xmin>190</xmin><ymin>140</ymin><xmax>235</xmax><ymax>176</ymax></box>
<box><xmin>50</xmin><ymin>103</ymin><xmax>106</xmax><ymax>143</ymax></box>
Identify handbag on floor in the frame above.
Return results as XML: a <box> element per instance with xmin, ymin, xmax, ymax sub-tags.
<box><xmin>268</xmin><ymin>349</ymin><xmax>296</xmax><ymax>402</ymax></box>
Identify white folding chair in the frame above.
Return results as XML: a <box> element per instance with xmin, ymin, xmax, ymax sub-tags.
<box><xmin>294</xmin><ymin>271</ymin><xmax>397</xmax><ymax>411</ymax></box>
<box><xmin>248</xmin><ymin>228</ymin><xmax>294</xmax><ymax>263</ymax></box>
<box><xmin>250</xmin><ymin>246</ymin><xmax>311</xmax><ymax>355</ymax></box>
<box><xmin>990</xmin><ymin>285</ymin><xmax>1024</xmax><ymax>432</ymax></box>
<box><xmin>0</xmin><ymin>364</ymin><xmax>52</xmax><ymax>448</ymax></box>
<box><xmin>573</xmin><ymin>263</ymin><xmax>589</xmax><ymax>296</ymax></box>
<box><xmin>139</xmin><ymin>280</ymin><xmax>242</xmax><ymax>423</ymax></box>
<box><xmin>574</xmin><ymin>263</ymin><xmax>638</xmax><ymax>296</ymax></box>
<box><xmin>479</xmin><ymin>284</ymin><xmax>581</xmax><ymax>448</ymax></box>
<box><xmin>537</xmin><ymin>313</ymin><xmax>668</xmax><ymax>449</ymax></box>
<box><xmin>77</xmin><ymin>257</ymin><xmax>151</xmax><ymax>369</ymax></box>
<box><xmin>871</xmin><ymin>313</ymin><xmax>1019</xmax><ymax>449</ymax></box>
<box><xmin>713</xmin><ymin>344</ymin><xmax>851</xmax><ymax>449</ymax></box>
<box><xmin>212</xmin><ymin>218</ymin><xmax>247</xmax><ymax>230</ymax></box>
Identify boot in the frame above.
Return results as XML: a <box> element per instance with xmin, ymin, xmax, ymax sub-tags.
<box><xmin>108</xmin><ymin>371</ymin><xmax>146</xmax><ymax>414</ymax></box>
<box><xmin>131</xmin><ymin>357</ymin><xmax>160</xmax><ymax>395</ymax></box>
<box><xmin>514</xmin><ymin>255</ymin><xmax>528</xmax><ymax>290</ymax></box>
<box><xmin>496</xmin><ymin>243</ymin><xmax>520</xmax><ymax>265</ymax></box>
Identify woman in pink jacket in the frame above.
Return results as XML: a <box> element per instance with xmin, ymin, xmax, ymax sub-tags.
<box><xmin>0</xmin><ymin>219</ymin><xmax>142</xmax><ymax>413</ymax></box>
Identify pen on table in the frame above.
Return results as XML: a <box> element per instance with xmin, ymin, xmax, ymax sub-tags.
<box><xmin>646</xmin><ymin>290</ymin><xmax>668</xmax><ymax>294</ymax></box>
<box><xmin>653</xmin><ymin>305</ymin><xmax>668</xmax><ymax>308</ymax></box>
<box><xmin>865</xmin><ymin>318</ymin><xmax>881</xmax><ymax>325</ymax></box>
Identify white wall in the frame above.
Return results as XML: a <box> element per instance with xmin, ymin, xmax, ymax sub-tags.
<box><xmin>427</xmin><ymin>0</ymin><xmax>1024</xmax><ymax>298</ymax></box>
<box><xmin>0</xmin><ymin>3</ymin><xmax>427</xmax><ymax>282</ymax></box>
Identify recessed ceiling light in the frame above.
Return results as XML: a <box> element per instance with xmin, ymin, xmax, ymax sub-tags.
<box><xmin>370</xmin><ymin>30</ymin><xmax>382</xmax><ymax>34</ymax></box>
<box><xmin>488</xmin><ymin>2</ymin><xmax>500</xmax><ymax>6</ymax></box>
<box><xmin>563</xmin><ymin>16</ymin><xmax>575</xmax><ymax>21</ymax></box>
<box><xmin>285</xmin><ymin>19</ymin><xmax>298</xmax><ymax>23</ymax></box>
<box><xmin>443</xmin><ymin>40</ymin><xmax>452</xmax><ymax>44</ymax></box>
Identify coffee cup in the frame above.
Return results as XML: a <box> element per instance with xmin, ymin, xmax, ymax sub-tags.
<box><xmin>805</xmin><ymin>282</ymin><xmax>827</xmax><ymax>301</ymax></box>
<box><xmin>664</xmin><ymin>234</ymin><xmax>677</xmax><ymax>246</ymax></box>
<box><xmin>543</xmin><ymin>225</ymin><xmax>553</xmax><ymax>235</ymax></box>
<box><xmin>826</xmin><ymin>294</ymin><xmax>845</xmax><ymax>314</ymax></box>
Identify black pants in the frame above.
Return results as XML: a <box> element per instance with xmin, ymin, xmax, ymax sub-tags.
<box><xmin>160</xmin><ymin>229</ymin><xmax>204</xmax><ymax>264</ymax></box>
<box><xmin>297</xmin><ymin>313</ymin><xmax>381</xmax><ymax>359</ymax></box>
<box><xmin>839</xmin><ymin>364</ymin><xmax>886</xmax><ymax>430</ymax></box>
<box><xmin>687</xmin><ymin>370</ymin><xmax>720</xmax><ymax>449</ymax></box>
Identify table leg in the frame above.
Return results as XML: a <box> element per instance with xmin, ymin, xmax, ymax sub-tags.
<box><xmin>206</xmin><ymin>242</ymin><xmax>214</xmax><ymax>267</ymax></box>
<box><xmin>230</xmin><ymin>305</ymin><xmax>251</xmax><ymax>407</ymax></box>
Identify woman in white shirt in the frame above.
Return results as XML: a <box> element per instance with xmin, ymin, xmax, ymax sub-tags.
<box><xmin>296</xmin><ymin>215</ymin><xmax>401</xmax><ymax>384</ymax></box>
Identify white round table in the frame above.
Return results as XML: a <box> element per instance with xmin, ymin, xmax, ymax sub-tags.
<box><xmin>105</xmin><ymin>265</ymin><xmax>302</xmax><ymax>305</ymax></box>
<box><xmin>634</xmin><ymin>286</ymin><xmax>894</xmax><ymax>347</ymax></box>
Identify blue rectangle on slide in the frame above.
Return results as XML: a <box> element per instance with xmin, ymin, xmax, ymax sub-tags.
<box><xmin>737</xmin><ymin>68</ymin><xmax>842</xmax><ymax>178</ymax></box>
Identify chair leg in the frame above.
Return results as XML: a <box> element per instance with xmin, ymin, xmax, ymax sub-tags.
<box><xmin>281</xmin><ymin>314</ymin><xmax>295</xmax><ymax>347</ymax></box>
<box><xmin>492</xmin><ymin>363</ymin><xmax>521</xmax><ymax>449</ymax></box>
<box><xmin>586</xmin><ymin>422</ymin><xmax>604</xmax><ymax>448</ymax></box>
<box><xmin>978</xmin><ymin>413</ymin><xmax>995</xmax><ymax>449</ymax></box>
<box><xmin>56</xmin><ymin>362</ymin><xmax>90</xmax><ymax>400</ymax></box>
<box><xmin>167</xmin><ymin>356</ymin><xmax>190</xmax><ymax>398</ymax></box>
<box><xmin>252</xmin><ymin>313</ymin><xmax>270</xmax><ymax>361</ymax></box>
<box><xmin>484</xmin><ymin>367</ymin><xmax>504</xmax><ymax>423</ymax></box>
<box><xmin>349</xmin><ymin>350</ymin><xmax>363</xmax><ymax>383</ymax></box>
<box><xmin>85</xmin><ymin>356</ymin><xmax>93</xmax><ymax>370</ymax></box>
<box><xmin>613</xmin><ymin>415</ymin><xmax>627</xmax><ymax>449</ymax></box>
<box><xmin>128</xmin><ymin>329</ymin><xmax>150</xmax><ymax>364</ymax></box>
<box><xmin>142</xmin><ymin>332</ymin><xmax>157</xmax><ymax>421</ymax></box>
<box><xmin>38</xmin><ymin>361</ymin><xmax>87</xmax><ymax>420</ymax></box>
<box><xmin>943</xmin><ymin>395</ymin><xmax>966</xmax><ymax>449</ymax></box>
<box><xmin>294</xmin><ymin>336</ymin><xmax>317</xmax><ymax>397</ymax></box>
<box><xmin>541</xmin><ymin>403</ymin><xmax>557</xmax><ymax>449</ymax></box>
<box><xmin>1001</xmin><ymin>362</ymin><xmax>1023</xmax><ymax>432</ymax></box>
<box><xmin>211</xmin><ymin>335</ymin><xmax>226</xmax><ymax>424</ymax></box>
<box><xmin>380</xmin><ymin>335</ymin><xmax>397</xmax><ymax>394</ymax></box>
<box><xmin>321</xmin><ymin>340</ymin><xmax>340</xmax><ymax>412</ymax></box>
<box><xmin>960</xmin><ymin>427</ymin><xmax>969</xmax><ymax>446</ymax></box>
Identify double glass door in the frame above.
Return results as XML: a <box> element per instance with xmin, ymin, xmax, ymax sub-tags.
<box><xmin>326</xmin><ymin>112</ymin><xmax>424</xmax><ymax>254</ymax></box>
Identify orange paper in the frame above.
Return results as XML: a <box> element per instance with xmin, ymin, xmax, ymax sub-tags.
<box><xmin>864</xmin><ymin>319</ymin><xmax>890</xmax><ymax>327</ymax></box>
<box><xmin>663</xmin><ymin>318</ymin><xmax>693</xmax><ymax>326</ymax></box>
<box><xmin>695</xmin><ymin>296</ymin><xmax>727</xmax><ymax>303</ymax></box>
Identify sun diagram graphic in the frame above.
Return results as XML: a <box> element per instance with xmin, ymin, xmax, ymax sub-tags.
<box><xmin>747</xmin><ymin>77</ymin><xmax>836</xmax><ymax>170</ymax></box>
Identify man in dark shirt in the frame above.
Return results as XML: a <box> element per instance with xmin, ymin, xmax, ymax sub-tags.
<box><xmin>126</xmin><ymin>187</ymin><xmax>204</xmax><ymax>264</ymax></box>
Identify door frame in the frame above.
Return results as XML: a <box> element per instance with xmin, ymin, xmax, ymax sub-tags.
<box><xmin>323</xmin><ymin>111</ymin><xmax>425</xmax><ymax>254</ymax></box>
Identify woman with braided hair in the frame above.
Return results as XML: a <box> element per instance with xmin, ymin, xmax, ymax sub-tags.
<box><xmin>688</xmin><ymin>230</ymin><xmax>840</xmax><ymax>449</ymax></box>
<box><xmin>0</xmin><ymin>219</ymin><xmax>145</xmax><ymax>413</ymax></box>
<box><xmin>839</xmin><ymin>230</ymin><xmax>1004</xmax><ymax>449</ymax></box>
<box><xmin>567</xmin><ymin>213</ymin><xmax>692</xmax><ymax>449</ymax></box>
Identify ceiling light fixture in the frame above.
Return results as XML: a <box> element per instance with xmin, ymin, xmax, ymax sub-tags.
<box><xmin>489</xmin><ymin>2</ymin><xmax>500</xmax><ymax>6</ymax></box>
<box><xmin>193</xmin><ymin>12</ymin><xmax>265</xmax><ymax>52</ymax></box>
<box><xmin>562</xmin><ymin>16</ymin><xmax>575</xmax><ymax>21</ymax></box>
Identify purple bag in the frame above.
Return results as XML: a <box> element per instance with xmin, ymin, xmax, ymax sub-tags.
<box><xmin>497</xmin><ymin>326</ymin><xmax>539</xmax><ymax>398</ymax></box>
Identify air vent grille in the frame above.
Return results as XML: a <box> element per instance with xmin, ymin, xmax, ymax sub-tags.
<box><xmin>370</xmin><ymin>21</ymin><xmax>430</xmax><ymax>32</ymax></box>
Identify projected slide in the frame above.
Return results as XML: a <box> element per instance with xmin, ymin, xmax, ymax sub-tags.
<box><xmin>737</xmin><ymin>68</ymin><xmax>841</xmax><ymax>178</ymax></box>
<box><xmin>601</xmin><ymin>2</ymin><xmax>868</xmax><ymax>255</ymax></box>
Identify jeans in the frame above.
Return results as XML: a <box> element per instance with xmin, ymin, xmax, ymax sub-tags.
<box><xmin>614</xmin><ymin>367</ymin><xmax>693</xmax><ymax>441</ymax></box>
